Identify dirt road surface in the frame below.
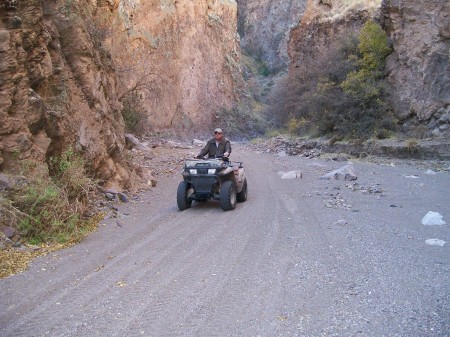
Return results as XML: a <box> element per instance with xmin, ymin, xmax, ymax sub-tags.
<box><xmin>1</xmin><ymin>145</ymin><xmax>449</xmax><ymax>336</ymax></box>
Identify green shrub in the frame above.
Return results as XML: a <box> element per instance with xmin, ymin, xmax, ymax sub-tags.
<box><xmin>258</xmin><ymin>62</ymin><xmax>271</xmax><ymax>77</ymax></box>
<box><xmin>357</xmin><ymin>20</ymin><xmax>392</xmax><ymax>74</ymax></box>
<box><xmin>271</xmin><ymin>21</ymin><xmax>395</xmax><ymax>139</ymax></box>
<box><xmin>287</xmin><ymin>117</ymin><xmax>310</xmax><ymax>135</ymax></box>
<box><xmin>2</xmin><ymin>149</ymin><xmax>96</xmax><ymax>244</ymax></box>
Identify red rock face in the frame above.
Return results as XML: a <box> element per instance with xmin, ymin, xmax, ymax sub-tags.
<box><xmin>0</xmin><ymin>0</ymin><xmax>244</xmax><ymax>188</ymax></box>
<box><xmin>105</xmin><ymin>0</ymin><xmax>244</xmax><ymax>132</ymax></box>
<box><xmin>0</xmin><ymin>0</ymin><xmax>136</xmax><ymax>189</ymax></box>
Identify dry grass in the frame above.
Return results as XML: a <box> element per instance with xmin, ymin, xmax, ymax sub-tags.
<box><xmin>0</xmin><ymin>148</ymin><xmax>97</xmax><ymax>245</ymax></box>
<box><xmin>0</xmin><ymin>212</ymin><xmax>103</xmax><ymax>279</ymax></box>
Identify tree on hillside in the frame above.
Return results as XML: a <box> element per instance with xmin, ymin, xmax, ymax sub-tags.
<box><xmin>273</xmin><ymin>20</ymin><xmax>396</xmax><ymax>139</ymax></box>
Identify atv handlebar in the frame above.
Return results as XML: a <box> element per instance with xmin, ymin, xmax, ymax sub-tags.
<box><xmin>195</xmin><ymin>155</ymin><xmax>229</xmax><ymax>161</ymax></box>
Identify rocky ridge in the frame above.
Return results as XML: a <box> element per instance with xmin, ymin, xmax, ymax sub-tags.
<box><xmin>0</xmin><ymin>0</ymin><xmax>245</xmax><ymax>189</ymax></box>
<box><xmin>237</xmin><ymin>0</ymin><xmax>307</xmax><ymax>71</ymax></box>
<box><xmin>0</xmin><ymin>0</ymin><xmax>139</xmax><ymax>189</ymax></box>
<box><xmin>382</xmin><ymin>0</ymin><xmax>450</xmax><ymax>136</ymax></box>
<box><xmin>105</xmin><ymin>0</ymin><xmax>244</xmax><ymax>130</ymax></box>
<box><xmin>287</xmin><ymin>0</ymin><xmax>450</xmax><ymax>137</ymax></box>
<box><xmin>250</xmin><ymin>135</ymin><xmax>450</xmax><ymax>164</ymax></box>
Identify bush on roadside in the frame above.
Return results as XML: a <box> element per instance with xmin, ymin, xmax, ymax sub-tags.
<box><xmin>0</xmin><ymin>149</ymin><xmax>97</xmax><ymax>245</ymax></box>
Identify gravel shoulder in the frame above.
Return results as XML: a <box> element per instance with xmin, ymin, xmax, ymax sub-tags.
<box><xmin>0</xmin><ymin>144</ymin><xmax>449</xmax><ymax>336</ymax></box>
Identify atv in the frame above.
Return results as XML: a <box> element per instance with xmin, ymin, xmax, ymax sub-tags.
<box><xmin>177</xmin><ymin>157</ymin><xmax>248</xmax><ymax>211</ymax></box>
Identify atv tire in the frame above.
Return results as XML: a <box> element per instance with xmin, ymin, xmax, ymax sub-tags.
<box><xmin>220</xmin><ymin>180</ymin><xmax>236</xmax><ymax>211</ymax></box>
<box><xmin>236</xmin><ymin>178</ymin><xmax>248</xmax><ymax>202</ymax></box>
<box><xmin>177</xmin><ymin>181</ymin><xmax>192</xmax><ymax>211</ymax></box>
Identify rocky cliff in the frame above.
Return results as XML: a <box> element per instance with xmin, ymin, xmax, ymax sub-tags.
<box><xmin>0</xmin><ymin>0</ymin><xmax>138</xmax><ymax>189</ymax></box>
<box><xmin>381</xmin><ymin>0</ymin><xmax>450</xmax><ymax>137</ymax></box>
<box><xmin>237</xmin><ymin>0</ymin><xmax>307</xmax><ymax>71</ymax></box>
<box><xmin>287</xmin><ymin>0</ymin><xmax>450</xmax><ymax>137</ymax></box>
<box><xmin>0</xmin><ymin>0</ymin><xmax>244</xmax><ymax>188</ymax></box>
<box><xmin>106</xmin><ymin>0</ymin><xmax>243</xmax><ymax>131</ymax></box>
<box><xmin>288</xmin><ymin>1</ymin><xmax>380</xmax><ymax>71</ymax></box>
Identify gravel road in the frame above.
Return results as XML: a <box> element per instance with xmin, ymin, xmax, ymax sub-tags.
<box><xmin>1</xmin><ymin>145</ymin><xmax>449</xmax><ymax>336</ymax></box>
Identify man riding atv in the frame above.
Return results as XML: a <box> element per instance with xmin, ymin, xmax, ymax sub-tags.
<box><xmin>177</xmin><ymin>127</ymin><xmax>247</xmax><ymax>211</ymax></box>
<box><xmin>196</xmin><ymin>128</ymin><xmax>231</xmax><ymax>159</ymax></box>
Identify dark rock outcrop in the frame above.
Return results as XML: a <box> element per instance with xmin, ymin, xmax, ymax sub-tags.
<box><xmin>381</xmin><ymin>0</ymin><xmax>450</xmax><ymax>138</ymax></box>
<box><xmin>237</xmin><ymin>0</ymin><xmax>307</xmax><ymax>71</ymax></box>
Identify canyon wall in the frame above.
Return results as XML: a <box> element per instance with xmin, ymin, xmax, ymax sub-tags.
<box><xmin>286</xmin><ymin>0</ymin><xmax>450</xmax><ymax>137</ymax></box>
<box><xmin>288</xmin><ymin>1</ymin><xmax>380</xmax><ymax>71</ymax></box>
<box><xmin>0</xmin><ymin>0</ymin><xmax>244</xmax><ymax>187</ymax></box>
<box><xmin>381</xmin><ymin>0</ymin><xmax>450</xmax><ymax>136</ymax></box>
<box><xmin>0</xmin><ymin>0</ymin><xmax>136</xmax><ymax>189</ymax></box>
<box><xmin>106</xmin><ymin>0</ymin><xmax>243</xmax><ymax>131</ymax></box>
<box><xmin>237</xmin><ymin>0</ymin><xmax>307</xmax><ymax>71</ymax></box>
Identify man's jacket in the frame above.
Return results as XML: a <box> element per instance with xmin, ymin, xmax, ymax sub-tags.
<box><xmin>198</xmin><ymin>138</ymin><xmax>231</xmax><ymax>158</ymax></box>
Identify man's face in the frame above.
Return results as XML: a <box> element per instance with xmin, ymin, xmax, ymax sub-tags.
<box><xmin>214</xmin><ymin>131</ymin><xmax>223</xmax><ymax>141</ymax></box>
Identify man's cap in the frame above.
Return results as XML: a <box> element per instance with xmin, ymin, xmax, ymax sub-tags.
<box><xmin>214</xmin><ymin>128</ymin><xmax>223</xmax><ymax>133</ymax></box>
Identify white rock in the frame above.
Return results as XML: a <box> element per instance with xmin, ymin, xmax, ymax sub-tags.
<box><xmin>425</xmin><ymin>169</ymin><xmax>437</xmax><ymax>175</ymax></box>
<box><xmin>404</xmin><ymin>175</ymin><xmax>419</xmax><ymax>179</ymax></box>
<box><xmin>425</xmin><ymin>239</ymin><xmax>446</xmax><ymax>246</ymax></box>
<box><xmin>320</xmin><ymin>164</ymin><xmax>357</xmax><ymax>181</ymax></box>
<box><xmin>278</xmin><ymin>170</ymin><xmax>302</xmax><ymax>179</ymax></box>
<box><xmin>277</xmin><ymin>151</ymin><xmax>287</xmax><ymax>157</ymax></box>
<box><xmin>421</xmin><ymin>211</ymin><xmax>446</xmax><ymax>226</ymax></box>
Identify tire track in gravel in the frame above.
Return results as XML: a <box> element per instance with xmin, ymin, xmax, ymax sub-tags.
<box><xmin>114</xmin><ymin>152</ymin><xmax>281</xmax><ymax>336</ymax></box>
<box><xmin>2</xmin><ymin>145</ymin><xmax>449</xmax><ymax>336</ymax></box>
<box><xmin>3</xmin><ymin>211</ymin><xmax>197</xmax><ymax>336</ymax></box>
<box><xmin>177</xmin><ymin>154</ymin><xmax>286</xmax><ymax>336</ymax></box>
<box><xmin>5</xmin><ymin>207</ymin><xmax>239</xmax><ymax>337</ymax></box>
<box><xmin>0</xmin><ymin>210</ymin><xmax>171</xmax><ymax>326</ymax></box>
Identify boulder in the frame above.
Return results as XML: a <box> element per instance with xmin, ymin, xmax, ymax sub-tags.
<box><xmin>1</xmin><ymin>226</ymin><xmax>16</xmax><ymax>239</ymax></box>
<box><xmin>0</xmin><ymin>234</ymin><xmax>14</xmax><ymax>249</ymax></box>
<box><xmin>104</xmin><ymin>190</ymin><xmax>117</xmax><ymax>201</ymax></box>
<box><xmin>321</xmin><ymin>164</ymin><xmax>357</xmax><ymax>181</ymax></box>
<box><xmin>0</xmin><ymin>173</ymin><xmax>12</xmax><ymax>190</ymax></box>
<box><xmin>167</xmin><ymin>141</ymin><xmax>193</xmax><ymax>149</ymax></box>
<box><xmin>278</xmin><ymin>171</ymin><xmax>302</xmax><ymax>179</ymax></box>
<box><xmin>125</xmin><ymin>134</ymin><xmax>150</xmax><ymax>151</ymax></box>
<box><xmin>422</xmin><ymin>211</ymin><xmax>446</xmax><ymax>226</ymax></box>
<box><xmin>425</xmin><ymin>239</ymin><xmax>446</xmax><ymax>246</ymax></box>
<box><xmin>117</xmin><ymin>192</ymin><xmax>129</xmax><ymax>203</ymax></box>
<box><xmin>332</xmin><ymin>156</ymin><xmax>348</xmax><ymax>162</ymax></box>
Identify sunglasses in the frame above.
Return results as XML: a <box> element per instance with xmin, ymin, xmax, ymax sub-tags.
<box><xmin>215</xmin><ymin>132</ymin><xmax>223</xmax><ymax>134</ymax></box>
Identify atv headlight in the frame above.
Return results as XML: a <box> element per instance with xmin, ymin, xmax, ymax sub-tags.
<box><xmin>189</xmin><ymin>169</ymin><xmax>198</xmax><ymax>175</ymax></box>
<box><xmin>208</xmin><ymin>169</ymin><xmax>216</xmax><ymax>174</ymax></box>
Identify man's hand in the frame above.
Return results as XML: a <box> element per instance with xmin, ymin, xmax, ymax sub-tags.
<box><xmin>223</xmin><ymin>152</ymin><xmax>229</xmax><ymax>158</ymax></box>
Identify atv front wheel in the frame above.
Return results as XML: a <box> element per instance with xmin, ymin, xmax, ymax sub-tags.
<box><xmin>177</xmin><ymin>181</ymin><xmax>192</xmax><ymax>211</ymax></box>
<box><xmin>220</xmin><ymin>181</ymin><xmax>236</xmax><ymax>211</ymax></box>
<box><xmin>237</xmin><ymin>178</ymin><xmax>248</xmax><ymax>202</ymax></box>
